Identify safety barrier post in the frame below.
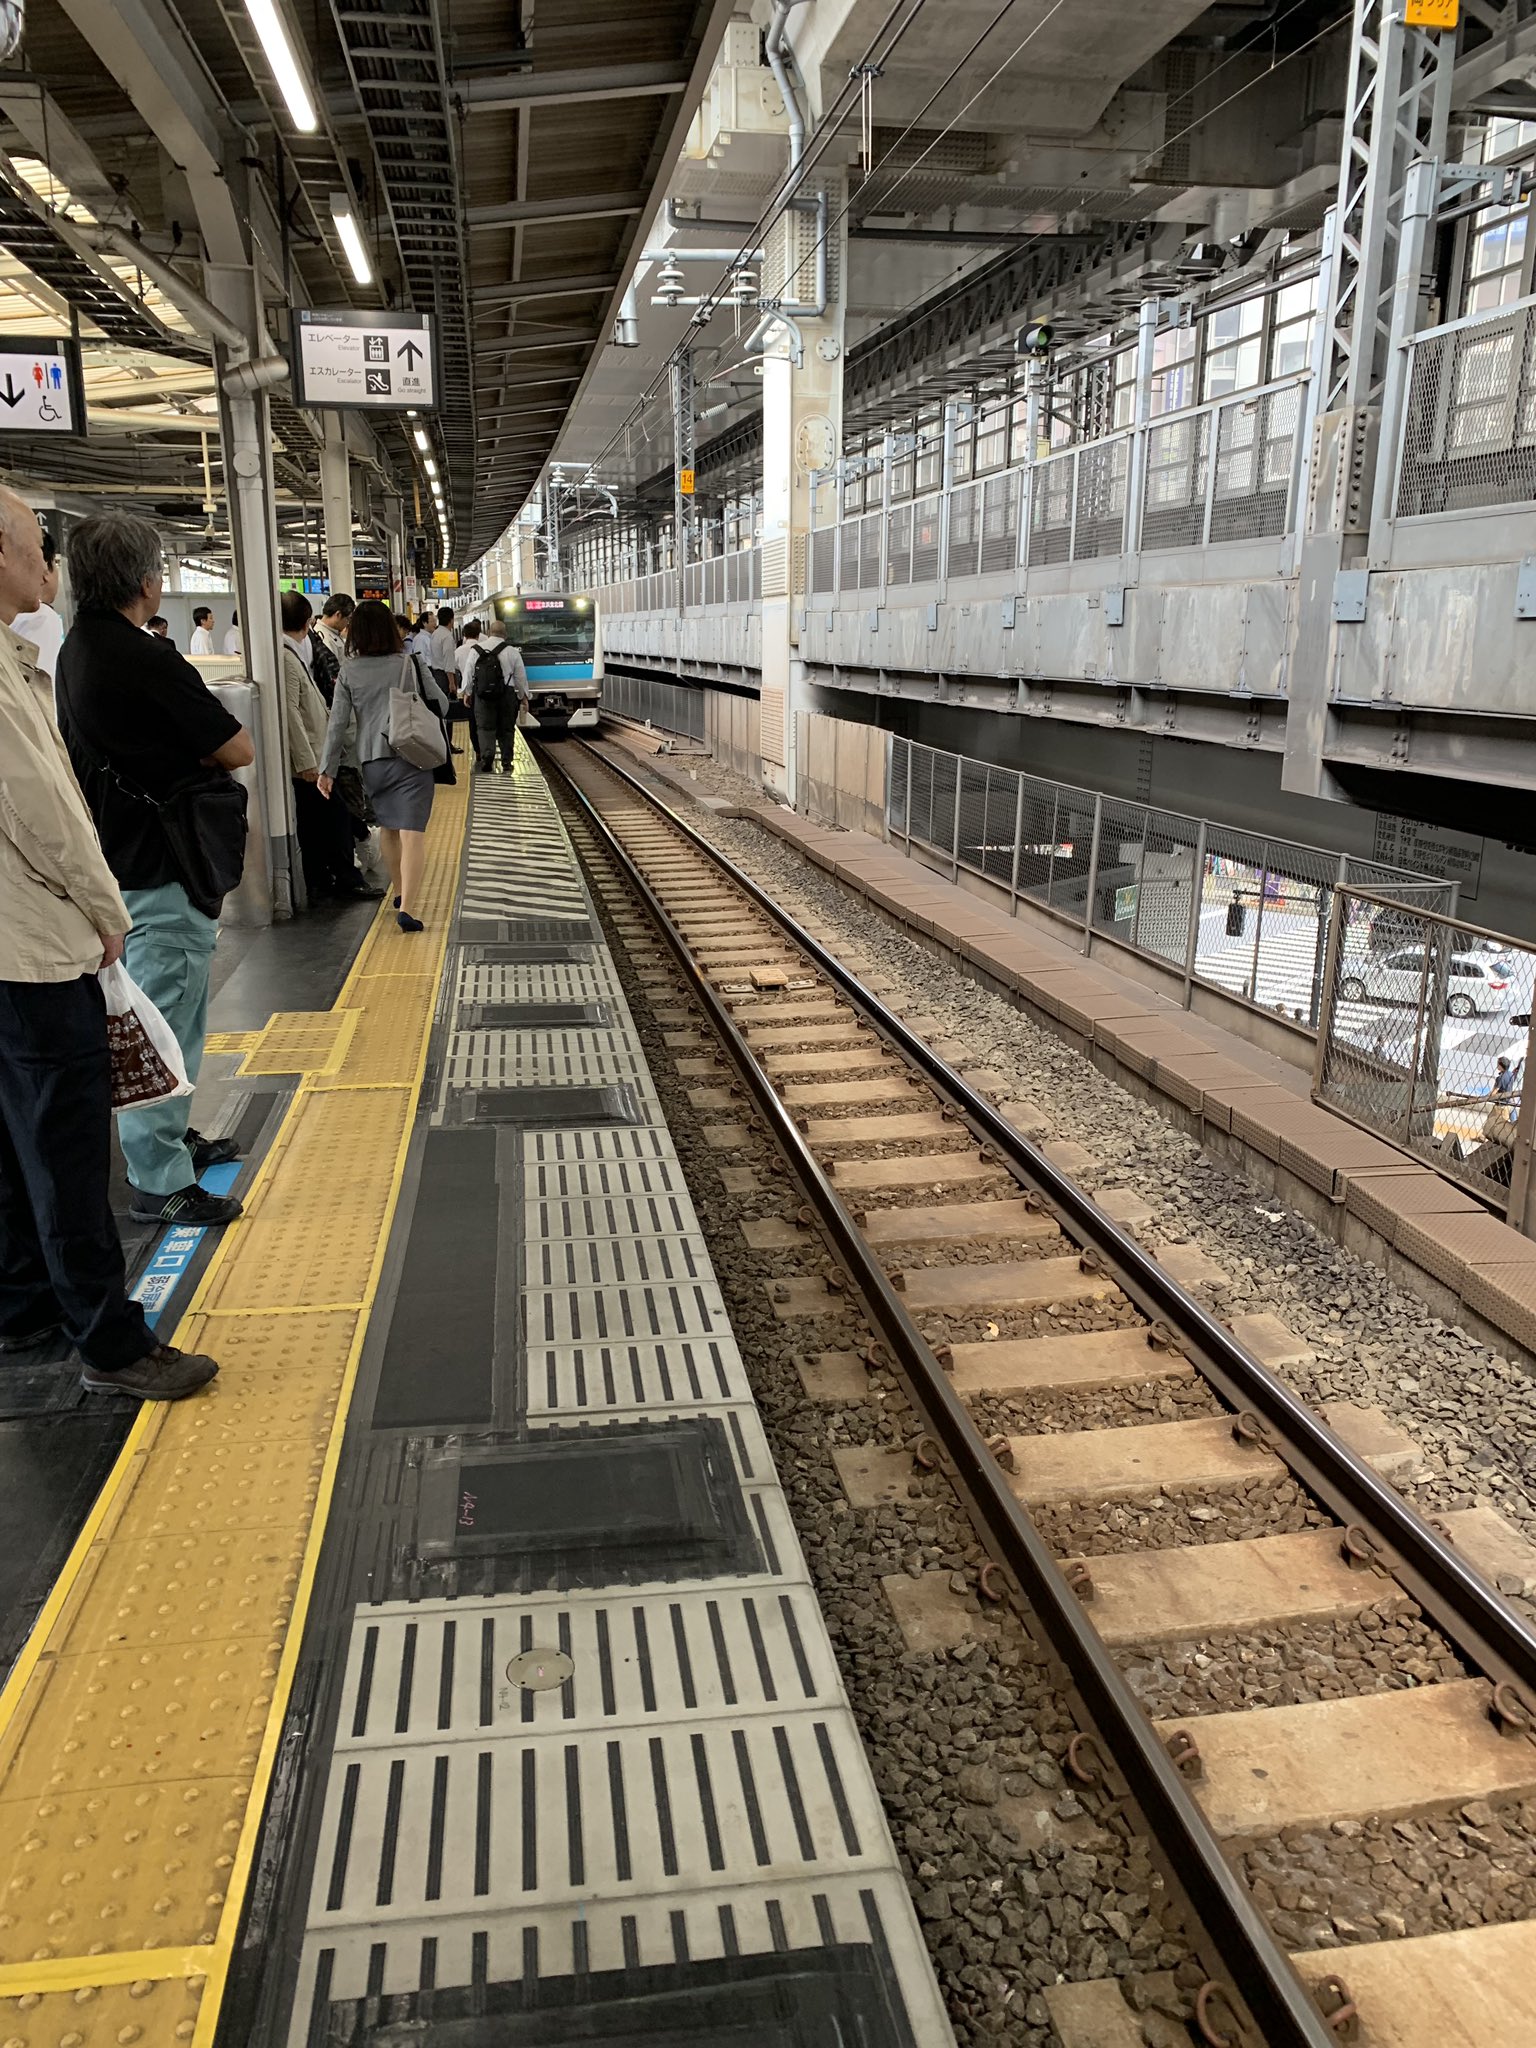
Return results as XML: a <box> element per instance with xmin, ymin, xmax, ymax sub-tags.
<box><xmin>1081</xmin><ymin>794</ymin><xmax>1103</xmax><ymax>957</ymax></box>
<box><xmin>1181</xmin><ymin>820</ymin><xmax>1208</xmax><ymax>1006</ymax></box>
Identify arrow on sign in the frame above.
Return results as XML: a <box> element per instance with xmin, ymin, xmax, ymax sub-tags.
<box><xmin>0</xmin><ymin>375</ymin><xmax>25</xmax><ymax>409</ymax></box>
<box><xmin>398</xmin><ymin>339</ymin><xmax>424</xmax><ymax>370</ymax></box>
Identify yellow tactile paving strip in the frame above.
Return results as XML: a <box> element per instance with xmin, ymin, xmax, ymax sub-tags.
<box><xmin>0</xmin><ymin>772</ymin><xmax>470</xmax><ymax>2047</ymax></box>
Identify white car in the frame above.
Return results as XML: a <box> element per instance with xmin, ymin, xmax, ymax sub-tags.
<box><xmin>1338</xmin><ymin>946</ymin><xmax>1518</xmax><ymax>1018</ymax></box>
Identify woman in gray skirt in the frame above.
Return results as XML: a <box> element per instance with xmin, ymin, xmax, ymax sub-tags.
<box><xmin>317</xmin><ymin>599</ymin><xmax>449</xmax><ymax>931</ymax></box>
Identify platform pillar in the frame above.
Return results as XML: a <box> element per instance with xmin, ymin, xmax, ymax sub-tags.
<box><xmin>320</xmin><ymin>412</ymin><xmax>356</xmax><ymax>598</ymax></box>
<box><xmin>758</xmin><ymin>180</ymin><xmax>846</xmax><ymax>805</ymax></box>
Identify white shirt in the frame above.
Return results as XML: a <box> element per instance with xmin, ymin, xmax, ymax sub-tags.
<box><xmin>189</xmin><ymin>624</ymin><xmax>215</xmax><ymax>655</ymax></box>
<box><xmin>12</xmin><ymin>602</ymin><xmax>63</xmax><ymax>681</ymax></box>
<box><xmin>223</xmin><ymin>626</ymin><xmax>242</xmax><ymax>656</ymax></box>
<box><xmin>455</xmin><ymin>640</ymin><xmax>483</xmax><ymax>692</ymax></box>
<box><xmin>428</xmin><ymin>624</ymin><xmax>456</xmax><ymax>673</ymax></box>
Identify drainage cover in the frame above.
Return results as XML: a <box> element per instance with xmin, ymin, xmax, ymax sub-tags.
<box><xmin>506</xmin><ymin>1647</ymin><xmax>574</xmax><ymax>1691</ymax></box>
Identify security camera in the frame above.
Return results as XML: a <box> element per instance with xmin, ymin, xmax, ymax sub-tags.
<box><xmin>1019</xmin><ymin>322</ymin><xmax>1054</xmax><ymax>358</ymax></box>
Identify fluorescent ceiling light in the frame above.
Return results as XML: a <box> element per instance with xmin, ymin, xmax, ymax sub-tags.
<box><xmin>424</xmin><ymin>457</ymin><xmax>437</xmax><ymax>477</ymax></box>
<box><xmin>328</xmin><ymin>190</ymin><xmax>371</xmax><ymax>284</ymax></box>
<box><xmin>245</xmin><ymin>0</ymin><xmax>318</xmax><ymax>132</ymax></box>
<box><xmin>413</xmin><ymin>427</ymin><xmax>430</xmax><ymax>452</ymax></box>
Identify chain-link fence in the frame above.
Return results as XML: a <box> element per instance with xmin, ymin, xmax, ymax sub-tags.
<box><xmin>887</xmin><ymin>737</ymin><xmax>1452</xmax><ymax>1030</ymax></box>
<box><xmin>1316</xmin><ymin>890</ymin><xmax>1535</xmax><ymax>1209</ymax></box>
<box><xmin>599</xmin><ymin>670</ymin><xmax>706</xmax><ymax>741</ymax></box>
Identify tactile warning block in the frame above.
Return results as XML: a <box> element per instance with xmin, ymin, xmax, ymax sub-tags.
<box><xmin>235</xmin><ymin>1008</ymin><xmax>359</xmax><ymax>1076</ymax></box>
<box><xmin>109</xmin><ymin>1427</ymin><xmax>328</xmax><ymax>1543</ymax></box>
<box><xmin>169</xmin><ymin>1307</ymin><xmax>360</xmax><ymax>1443</ymax></box>
<box><xmin>0</xmin><ymin>1973</ymin><xmax>205</xmax><ymax>2045</ymax></box>
<box><xmin>3</xmin><ymin>1634</ymin><xmax>277</xmax><ymax>1797</ymax></box>
<box><xmin>0</xmin><ymin>1778</ymin><xmax>249</xmax><ymax>1957</ymax></box>
<box><xmin>65</xmin><ymin>1524</ymin><xmax>307</xmax><ymax>1653</ymax></box>
<box><xmin>309</xmin><ymin>974</ymin><xmax>437</xmax><ymax>1087</ymax></box>
<box><xmin>198</xmin><ymin>1088</ymin><xmax>412</xmax><ymax>1311</ymax></box>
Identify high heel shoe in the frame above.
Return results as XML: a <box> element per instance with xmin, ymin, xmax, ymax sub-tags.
<box><xmin>397</xmin><ymin>911</ymin><xmax>424</xmax><ymax>933</ymax></box>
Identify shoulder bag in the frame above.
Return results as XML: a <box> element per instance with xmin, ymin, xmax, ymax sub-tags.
<box><xmin>387</xmin><ymin>652</ymin><xmax>448</xmax><ymax>770</ymax></box>
<box><xmin>71</xmin><ymin>734</ymin><xmax>247</xmax><ymax>920</ymax></box>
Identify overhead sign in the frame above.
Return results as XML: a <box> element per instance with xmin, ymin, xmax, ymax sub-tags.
<box><xmin>678</xmin><ymin>468</ymin><xmax>695</xmax><ymax>496</ymax></box>
<box><xmin>432</xmin><ymin>569</ymin><xmax>460</xmax><ymax>589</ymax></box>
<box><xmin>1405</xmin><ymin>0</ymin><xmax>1457</xmax><ymax>23</ymax></box>
<box><xmin>0</xmin><ymin>337</ymin><xmax>86</xmax><ymax>436</ymax></box>
<box><xmin>292</xmin><ymin>309</ymin><xmax>437</xmax><ymax>412</ymax></box>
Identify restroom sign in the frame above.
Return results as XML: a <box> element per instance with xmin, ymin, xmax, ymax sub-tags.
<box><xmin>0</xmin><ymin>336</ymin><xmax>85</xmax><ymax>435</ymax></box>
<box><xmin>293</xmin><ymin>309</ymin><xmax>438</xmax><ymax>412</ymax></box>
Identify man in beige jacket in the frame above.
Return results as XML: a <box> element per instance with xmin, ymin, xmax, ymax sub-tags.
<box><xmin>0</xmin><ymin>487</ymin><xmax>218</xmax><ymax>1401</ymax></box>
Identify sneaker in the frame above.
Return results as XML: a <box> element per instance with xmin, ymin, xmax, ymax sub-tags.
<box><xmin>0</xmin><ymin>1320</ymin><xmax>61</xmax><ymax>1354</ymax></box>
<box><xmin>82</xmin><ymin>1343</ymin><xmax>218</xmax><ymax>1401</ymax></box>
<box><xmin>129</xmin><ymin>1184</ymin><xmax>243</xmax><ymax>1226</ymax></box>
<box><xmin>397</xmin><ymin>911</ymin><xmax>424</xmax><ymax>933</ymax></box>
<box><xmin>187</xmin><ymin>1126</ymin><xmax>243</xmax><ymax>1171</ymax></box>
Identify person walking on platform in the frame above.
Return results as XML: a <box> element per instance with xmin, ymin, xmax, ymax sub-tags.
<box><xmin>188</xmin><ymin>606</ymin><xmax>215</xmax><ymax>656</ymax></box>
<box><xmin>469</xmin><ymin>616</ymin><xmax>526</xmax><ymax>773</ymax></box>
<box><xmin>0</xmin><ymin>487</ymin><xmax>218</xmax><ymax>1400</ymax></box>
<box><xmin>282</xmin><ymin>590</ymin><xmax>379</xmax><ymax>904</ymax></box>
<box><xmin>318</xmin><ymin>599</ymin><xmax>448</xmax><ymax>933</ymax></box>
<box><xmin>455</xmin><ymin>618</ymin><xmax>483</xmax><ymax>759</ymax></box>
<box><xmin>56</xmin><ymin>513</ymin><xmax>252</xmax><ymax>1228</ymax></box>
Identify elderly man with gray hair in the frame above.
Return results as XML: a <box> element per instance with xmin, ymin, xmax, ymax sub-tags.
<box><xmin>0</xmin><ymin>487</ymin><xmax>219</xmax><ymax>1400</ymax></box>
<box><xmin>57</xmin><ymin>513</ymin><xmax>254</xmax><ymax>1229</ymax></box>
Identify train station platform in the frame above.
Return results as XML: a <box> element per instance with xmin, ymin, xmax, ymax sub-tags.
<box><xmin>0</xmin><ymin>757</ymin><xmax>948</xmax><ymax>2048</ymax></box>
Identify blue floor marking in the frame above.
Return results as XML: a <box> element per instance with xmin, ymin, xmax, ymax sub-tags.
<box><xmin>131</xmin><ymin>1159</ymin><xmax>242</xmax><ymax>1327</ymax></box>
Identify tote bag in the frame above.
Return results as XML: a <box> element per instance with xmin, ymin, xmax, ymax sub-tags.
<box><xmin>387</xmin><ymin>654</ymin><xmax>448</xmax><ymax>770</ymax></box>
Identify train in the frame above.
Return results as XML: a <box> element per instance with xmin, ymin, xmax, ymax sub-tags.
<box><xmin>487</xmin><ymin>589</ymin><xmax>602</xmax><ymax>733</ymax></box>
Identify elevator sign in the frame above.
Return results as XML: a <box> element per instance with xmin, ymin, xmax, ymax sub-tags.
<box><xmin>292</xmin><ymin>309</ymin><xmax>438</xmax><ymax>412</ymax></box>
<box><xmin>0</xmin><ymin>336</ymin><xmax>86</xmax><ymax>435</ymax></box>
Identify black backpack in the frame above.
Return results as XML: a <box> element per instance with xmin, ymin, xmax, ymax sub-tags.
<box><xmin>472</xmin><ymin>642</ymin><xmax>507</xmax><ymax>699</ymax></box>
<box><xmin>309</xmin><ymin>630</ymin><xmax>339</xmax><ymax>702</ymax></box>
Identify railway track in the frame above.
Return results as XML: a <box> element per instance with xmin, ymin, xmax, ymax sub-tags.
<box><xmin>544</xmin><ymin>733</ymin><xmax>1536</xmax><ymax>2048</ymax></box>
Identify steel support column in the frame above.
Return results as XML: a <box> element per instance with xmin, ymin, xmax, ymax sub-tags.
<box><xmin>320</xmin><ymin>412</ymin><xmax>356</xmax><ymax>598</ymax></box>
<box><xmin>208</xmin><ymin>259</ymin><xmax>295</xmax><ymax>922</ymax></box>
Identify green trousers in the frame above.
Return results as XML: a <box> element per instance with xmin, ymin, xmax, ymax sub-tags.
<box><xmin>117</xmin><ymin>880</ymin><xmax>219</xmax><ymax>1196</ymax></box>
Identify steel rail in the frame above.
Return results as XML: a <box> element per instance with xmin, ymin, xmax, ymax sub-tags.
<box><xmin>567</xmin><ymin>740</ymin><xmax>1536</xmax><ymax>1711</ymax></box>
<box><xmin>548</xmin><ymin>739</ymin><xmax>1339</xmax><ymax>2048</ymax></box>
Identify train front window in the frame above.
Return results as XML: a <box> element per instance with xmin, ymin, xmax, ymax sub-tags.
<box><xmin>497</xmin><ymin>599</ymin><xmax>594</xmax><ymax>665</ymax></box>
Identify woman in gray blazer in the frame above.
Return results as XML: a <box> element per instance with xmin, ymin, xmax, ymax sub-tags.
<box><xmin>318</xmin><ymin>599</ymin><xmax>448</xmax><ymax>931</ymax></box>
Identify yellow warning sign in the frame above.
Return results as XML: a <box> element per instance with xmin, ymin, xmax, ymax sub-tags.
<box><xmin>1405</xmin><ymin>0</ymin><xmax>1457</xmax><ymax>26</ymax></box>
<box><xmin>432</xmin><ymin>569</ymin><xmax>460</xmax><ymax>588</ymax></box>
<box><xmin>678</xmin><ymin>468</ymin><xmax>696</xmax><ymax>496</ymax></box>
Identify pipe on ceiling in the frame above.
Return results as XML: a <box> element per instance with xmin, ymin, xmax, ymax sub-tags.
<box><xmin>85</xmin><ymin>226</ymin><xmax>244</xmax><ymax>350</ymax></box>
<box><xmin>221</xmin><ymin>355</ymin><xmax>291</xmax><ymax>397</ymax></box>
<box><xmin>764</xmin><ymin>0</ymin><xmax>811</xmax><ymax>170</ymax></box>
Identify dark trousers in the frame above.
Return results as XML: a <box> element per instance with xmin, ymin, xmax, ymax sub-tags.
<box><xmin>0</xmin><ymin>975</ymin><xmax>152</xmax><ymax>1371</ymax></box>
<box><xmin>294</xmin><ymin>775</ymin><xmax>360</xmax><ymax>899</ymax></box>
<box><xmin>475</xmin><ymin>693</ymin><xmax>518</xmax><ymax>771</ymax></box>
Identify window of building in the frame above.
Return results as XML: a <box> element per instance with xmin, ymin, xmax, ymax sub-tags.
<box><xmin>1202</xmin><ymin>294</ymin><xmax>1265</xmax><ymax>400</ymax></box>
<box><xmin>1269</xmin><ymin>275</ymin><xmax>1318</xmax><ymax>378</ymax></box>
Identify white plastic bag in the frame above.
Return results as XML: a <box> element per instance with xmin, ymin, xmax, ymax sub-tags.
<box><xmin>100</xmin><ymin>960</ymin><xmax>194</xmax><ymax>1113</ymax></box>
<box><xmin>358</xmin><ymin>824</ymin><xmax>390</xmax><ymax>890</ymax></box>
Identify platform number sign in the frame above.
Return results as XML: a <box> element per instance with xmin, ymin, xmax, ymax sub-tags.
<box><xmin>678</xmin><ymin>468</ymin><xmax>695</xmax><ymax>495</ymax></box>
<box><xmin>292</xmin><ymin>309</ymin><xmax>438</xmax><ymax>413</ymax></box>
<box><xmin>0</xmin><ymin>336</ymin><xmax>86</xmax><ymax>436</ymax></box>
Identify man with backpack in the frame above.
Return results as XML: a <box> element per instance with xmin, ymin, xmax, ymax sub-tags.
<box><xmin>466</xmin><ymin>617</ymin><xmax>526</xmax><ymax>773</ymax></box>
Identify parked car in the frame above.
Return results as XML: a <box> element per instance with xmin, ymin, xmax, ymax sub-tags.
<box><xmin>1338</xmin><ymin>946</ymin><xmax>1518</xmax><ymax>1017</ymax></box>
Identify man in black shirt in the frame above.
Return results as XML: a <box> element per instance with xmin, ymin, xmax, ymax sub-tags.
<box><xmin>57</xmin><ymin>514</ymin><xmax>254</xmax><ymax>1226</ymax></box>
